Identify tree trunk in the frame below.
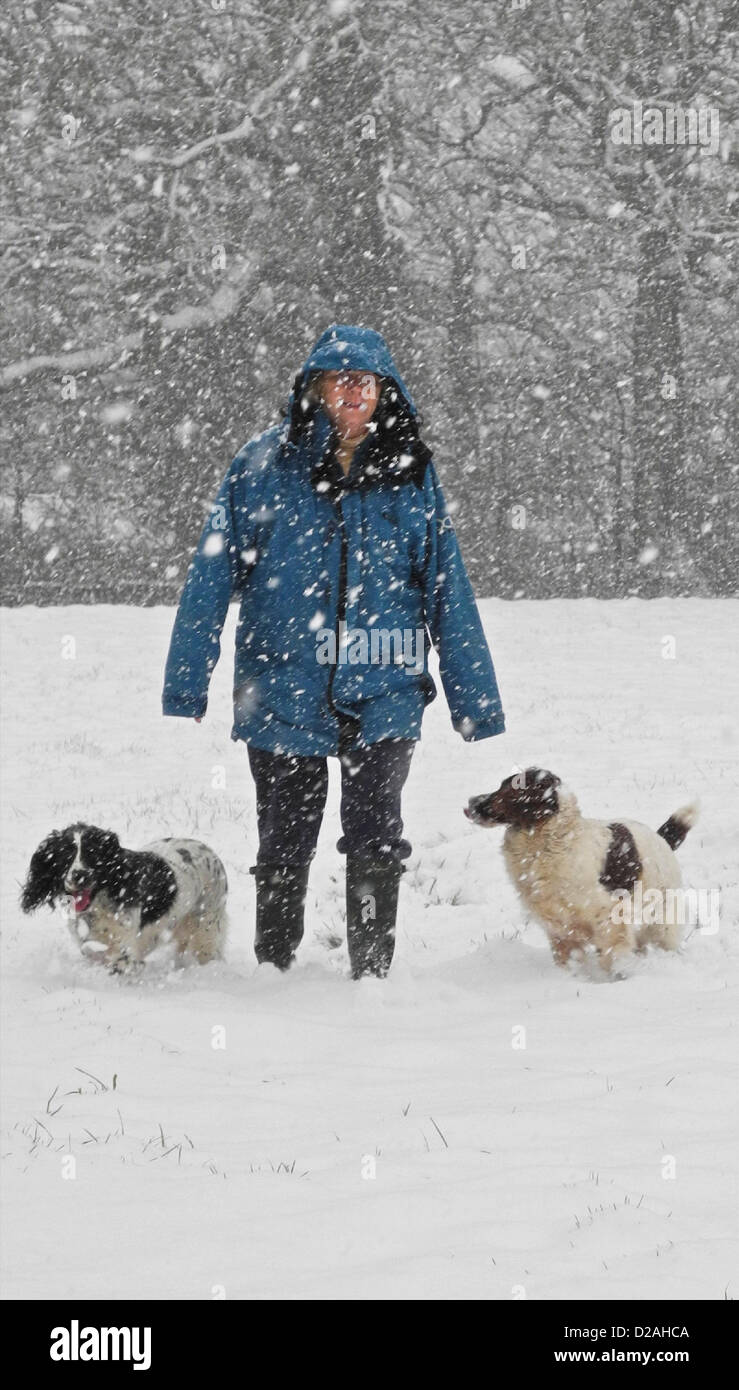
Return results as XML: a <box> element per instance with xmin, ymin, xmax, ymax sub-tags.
<box><xmin>302</xmin><ymin>19</ymin><xmax>395</xmax><ymax>329</ymax></box>
<box><xmin>632</xmin><ymin>227</ymin><xmax>687</xmax><ymax>593</ymax></box>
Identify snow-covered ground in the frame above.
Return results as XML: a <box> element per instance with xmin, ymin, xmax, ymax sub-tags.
<box><xmin>1</xmin><ymin>599</ymin><xmax>737</xmax><ymax>1301</ymax></box>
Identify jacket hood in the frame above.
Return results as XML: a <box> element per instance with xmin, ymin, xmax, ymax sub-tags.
<box><xmin>280</xmin><ymin>324</ymin><xmax>430</xmax><ymax>492</ymax></box>
<box><xmin>293</xmin><ymin>323</ymin><xmax>417</xmax><ymax>415</ymax></box>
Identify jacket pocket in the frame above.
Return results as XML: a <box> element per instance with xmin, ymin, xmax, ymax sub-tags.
<box><xmin>375</xmin><ymin>503</ymin><xmax>410</xmax><ymax>573</ymax></box>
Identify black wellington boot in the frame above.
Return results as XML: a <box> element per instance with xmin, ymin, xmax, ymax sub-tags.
<box><xmin>345</xmin><ymin>857</ymin><xmax>404</xmax><ymax>980</ymax></box>
<box><xmin>250</xmin><ymin>862</ymin><xmax>311</xmax><ymax>971</ymax></box>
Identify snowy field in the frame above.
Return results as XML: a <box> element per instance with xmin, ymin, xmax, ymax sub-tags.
<box><xmin>1</xmin><ymin>598</ymin><xmax>737</xmax><ymax>1301</ymax></box>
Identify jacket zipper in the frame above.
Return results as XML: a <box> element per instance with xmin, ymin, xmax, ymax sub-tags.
<box><xmin>326</xmin><ymin>495</ymin><xmax>347</xmax><ymax>717</ymax></box>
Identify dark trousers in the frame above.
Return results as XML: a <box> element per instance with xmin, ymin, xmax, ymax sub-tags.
<box><xmin>247</xmin><ymin>717</ymin><xmax>415</xmax><ymax>868</ymax></box>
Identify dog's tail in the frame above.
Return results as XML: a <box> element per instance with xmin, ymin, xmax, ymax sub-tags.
<box><xmin>657</xmin><ymin>801</ymin><xmax>699</xmax><ymax>851</ymax></box>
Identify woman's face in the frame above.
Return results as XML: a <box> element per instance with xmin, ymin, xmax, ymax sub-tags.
<box><xmin>319</xmin><ymin>370</ymin><xmax>380</xmax><ymax>442</ymax></box>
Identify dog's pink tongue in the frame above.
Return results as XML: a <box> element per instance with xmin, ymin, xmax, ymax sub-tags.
<box><xmin>73</xmin><ymin>889</ymin><xmax>92</xmax><ymax>913</ymax></box>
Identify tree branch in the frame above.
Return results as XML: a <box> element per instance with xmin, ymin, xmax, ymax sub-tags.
<box><xmin>156</xmin><ymin>47</ymin><xmax>315</xmax><ymax>169</ymax></box>
<box><xmin>1</xmin><ymin>258</ymin><xmax>259</xmax><ymax>387</ymax></box>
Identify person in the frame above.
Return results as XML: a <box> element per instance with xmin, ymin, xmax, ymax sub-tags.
<box><xmin>162</xmin><ymin>324</ymin><xmax>505</xmax><ymax>978</ymax></box>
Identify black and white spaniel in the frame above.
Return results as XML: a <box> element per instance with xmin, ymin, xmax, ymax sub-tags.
<box><xmin>21</xmin><ymin>824</ymin><xmax>228</xmax><ymax>972</ymax></box>
<box><xmin>465</xmin><ymin>769</ymin><xmax>697</xmax><ymax>973</ymax></box>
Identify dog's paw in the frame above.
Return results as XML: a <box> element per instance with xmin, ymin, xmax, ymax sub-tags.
<box><xmin>109</xmin><ymin>953</ymin><xmax>143</xmax><ymax>978</ymax></box>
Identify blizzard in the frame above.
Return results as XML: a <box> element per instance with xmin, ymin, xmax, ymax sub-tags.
<box><xmin>1</xmin><ymin>597</ymin><xmax>736</xmax><ymax>1300</ymax></box>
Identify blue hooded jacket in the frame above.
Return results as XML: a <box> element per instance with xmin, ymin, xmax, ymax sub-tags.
<box><xmin>162</xmin><ymin>324</ymin><xmax>505</xmax><ymax>755</ymax></box>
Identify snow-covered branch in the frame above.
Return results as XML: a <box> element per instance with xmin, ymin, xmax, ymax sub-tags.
<box><xmin>1</xmin><ymin>260</ymin><xmax>258</xmax><ymax>387</ymax></box>
<box><xmin>156</xmin><ymin>57</ymin><xmax>313</xmax><ymax>169</ymax></box>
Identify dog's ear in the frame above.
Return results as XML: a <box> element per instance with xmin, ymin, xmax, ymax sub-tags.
<box><xmin>85</xmin><ymin>828</ymin><xmax>126</xmax><ymax>899</ymax></box>
<box><xmin>20</xmin><ymin>832</ymin><xmax>68</xmax><ymax>912</ymax></box>
<box><xmin>524</xmin><ymin>768</ymin><xmax>561</xmax><ymax>790</ymax></box>
<box><xmin>85</xmin><ymin>827</ymin><xmax>121</xmax><ymax>871</ymax></box>
<box><xmin>85</xmin><ymin>827</ymin><xmax>120</xmax><ymax>853</ymax></box>
<box><xmin>526</xmin><ymin>770</ymin><xmax>562</xmax><ymax>821</ymax></box>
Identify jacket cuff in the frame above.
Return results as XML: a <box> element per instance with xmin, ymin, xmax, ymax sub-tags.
<box><xmin>453</xmin><ymin>712</ymin><xmax>506</xmax><ymax>741</ymax></box>
<box><xmin>162</xmin><ymin>694</ymin><xmax>208</xmax><ymax>719</ymax></box>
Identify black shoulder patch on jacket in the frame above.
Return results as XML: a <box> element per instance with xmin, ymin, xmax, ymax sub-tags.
<box><xmin>599</xmin><ymin>822</ymin><xmax>642</xmax><ymax>893</ymax></box>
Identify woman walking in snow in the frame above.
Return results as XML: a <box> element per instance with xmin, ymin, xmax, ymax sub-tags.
<box><xmin>162</xmin><ymin>324</ymin><xmax>505</xmax><ymax>978</ymax></box>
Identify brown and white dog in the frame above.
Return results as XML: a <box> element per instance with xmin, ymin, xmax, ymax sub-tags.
<box><xmin>21</xmin><ymin>824</ymin><xmax>228</xmax><ymax>973</ymax></box>
<box><xmin>465</xmin><ymin>770</ymin><xmax>697</xmax><ymax>973</ymax></box>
